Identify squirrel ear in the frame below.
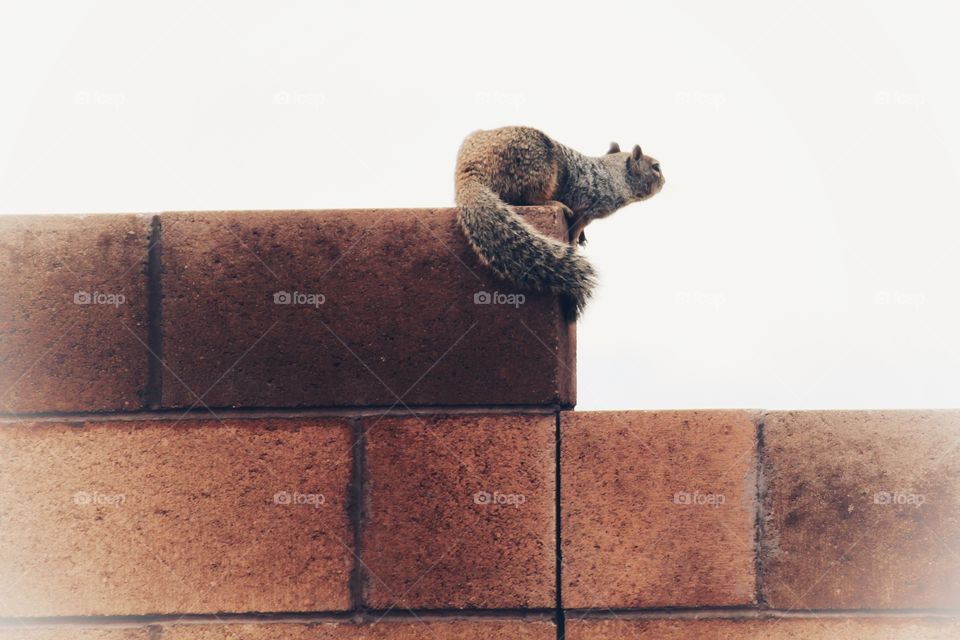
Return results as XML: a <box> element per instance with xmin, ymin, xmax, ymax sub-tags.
<box><xmin>631</xmin><ymin>145</ymin><xmax>643</xmax><ymax>161</ymax></box>
<box><xmin>607</xmin><ymin>142</ymin><xmax>620</xmax><ymax>154</ymax></box>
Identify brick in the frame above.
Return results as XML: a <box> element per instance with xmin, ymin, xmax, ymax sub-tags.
<box><xmin>160</xmin><ymin>619</ymin><xmax>555</xmax><ymax>639</ymax></box>
<box><xmin>0</xmin><ymin>214</ymin><xmax>151</xmax><ymax>413</ymax></box>
<box><xmin>361</xmin><ymin>414</ymin><xmax>555</xmax><ymax>608</ymax></box>
<box><xmin>0</xmin><ymin>417</ymin><xmax>354</xmax><ymax>616</ymax></box>
<box><xmin>159</xmin><ymin>208</ymin><xmax>574</xmax><ymax>410</ymax></box>
<box><xmin>761</xmin><ymin>410</ymin><xmax>960</xmax><ymax>609</ymax></box>
<box><xmin>565</xmin><ymin>617</ymin><xmax>960</xmax><ymax>639</ymax></box>
<box><xmin>561</xmin><ymin>410</ymin><xmax>757</xmax><ymax>608</ymax></box>
<box><xmin>0</xmin><ymin>630</ymin><xmax>149</xmax><ymax>640</ymax></box>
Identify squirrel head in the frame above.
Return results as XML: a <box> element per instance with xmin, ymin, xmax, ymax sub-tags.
<box><xmin>605</xmin><ymin>142</ymin><xmax>664</xmax><ymax>203</ymax></box>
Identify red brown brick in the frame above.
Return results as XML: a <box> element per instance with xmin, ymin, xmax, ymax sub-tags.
<box><xmin>561</xmin><ymin>411</ymin><xmax>758</xmax><ymax>608</ymax></box>
<box><xmin>158</xmin><ymin>208</ymin><xmax>574</xmax><ymax>409</ymax></box>
<box><xmin>161</xmin><ymin>619</ymin><xmax>554</xmax><ymax>639</ymax></box>
<box><xmin>0</xmin><ymin>417</ymin><xmax>354</xmax><ymax>616</ymax></box>
<box><xmin>761</xmin><ymin>410</ymin><xmax>960</xmax><ymax>609</ymax></box>
<box><xmin>0</xmin><ymin>630</ymin><xmax>149</xmax><ymax>640</ymax></box>
<box><xmin>0</xmin><ymin>214</ymin><xmax>151</xmax><ymax>413</ymax></box>
<box><xmin>361</xmin><ymin>414</ymin><xmax>556</xmax><ymax>609</ymax></box>
<box><xmin>566</xmin><ymin>617</ymin><xmax>960</xmax><ymax>639</ymax></box>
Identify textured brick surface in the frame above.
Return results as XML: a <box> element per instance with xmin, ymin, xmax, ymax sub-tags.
<box><xmin>0</xmin><ymin>214</ymin><xmax>151</xmax><ymax>413</ymax></box>
<box><xmin>161</xmin><ymin>620</ymin><xmax>554</xmax><ymax>639</ymax></box>
<box><xmin>159</xmin><ymin>208</ymin><xmax>574</xmax><ymax>409</ymax></box>
<box><xmin>561</xmin><ymin>411</ymin><xmax>757</xmax><ymax>608</ymax></box>
<box><xmin>0</xmin><ymin>417</ymin><xmax>354</xmax><ymax>616</ymax></box>
<box><xmin>0</xmin><ymin>630</ymin><xmax>149</xmax><ymax>640</ymax></box>
<box><xmin>361</xmin><ymin>414</ymin><xmax>556</xmax><ymax>609</ymax></box>
<box><xmin>566</xmin><ymin>617</ymin><xmax>960</xmax><ymax>639</ymax></box>
<box><xmin>761</xmin><ymin>410</ymin><xmax>960</xmax><ymax>609</ymax></box>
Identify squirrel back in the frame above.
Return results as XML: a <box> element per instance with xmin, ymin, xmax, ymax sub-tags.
<box><xmin>454</xmin><ymin>126</ymin><xmax>664</xmax><ymax>319</ymax></box>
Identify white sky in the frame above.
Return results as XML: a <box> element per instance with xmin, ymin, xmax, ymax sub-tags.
<box><xmin>1</xmin><ymin>1</ymin><xmax>958</xmax><ymax>410</ymax></box>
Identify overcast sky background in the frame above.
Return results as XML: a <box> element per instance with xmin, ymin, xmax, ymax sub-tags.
<box><xmin>1</xmin><ymin>1</ymin><xmax>958</xmax><ymax>410</ymax></box>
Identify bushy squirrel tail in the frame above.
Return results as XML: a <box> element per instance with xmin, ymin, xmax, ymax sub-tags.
<box><xmin>455</xmin><ymin>175</ymin><xmax>596</xmax><ymax>319</ymax></box>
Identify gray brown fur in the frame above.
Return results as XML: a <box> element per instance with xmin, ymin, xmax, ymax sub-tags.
<box><xmin>455</xmin><ymin>126</ymin><xmax>664</xmax><ymax>318</ymax></box>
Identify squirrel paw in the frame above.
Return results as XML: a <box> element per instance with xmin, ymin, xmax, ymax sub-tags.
<box><xmin>544</xmin><ymin>200</ymin><xmax>575</xmax><ymax>219</ymax></box>
<box><xmin>541</xmin><ymin>200</ymin><xmax>585</xmax><ymax>247</ymax></box>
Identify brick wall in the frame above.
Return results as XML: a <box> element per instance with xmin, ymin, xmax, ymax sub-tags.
<box><xmin>1</xmin><ymin>210</ymin><xmax>958</xmax><ymax>639</ymax></box>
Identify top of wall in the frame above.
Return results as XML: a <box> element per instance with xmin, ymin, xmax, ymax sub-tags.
<box><xmin>0</xmin><ymin>208</ymin><xmax>575</xmax><ymax>415</ymax></box>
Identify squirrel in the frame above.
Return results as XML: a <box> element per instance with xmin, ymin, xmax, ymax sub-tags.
<box><xmin>455</xmin><ymin>126</ymin><xmax>664</xmax><ymax>319</ymax></box>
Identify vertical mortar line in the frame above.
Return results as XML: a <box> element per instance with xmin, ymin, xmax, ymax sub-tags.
<box><xmin>145</xmin><ymin>214</ymin><xmax>163</xmax><ymax>409</ymax></box>
<box><xmin>147</xmin><ymin>623</ymin><xmax>162</xmax><ymax>640</ymax></box>
<box><xmin>555</xmin><ymin>409</ymin><xmax>565</xmax><ymax>640</ymax></box>
<box><xmin>754</xmin><ymin>411</ymin><xmax>768</xmax><ymax>608</ymax></box>
<box><xmin>349</xmin><ymin>415</ymin><xmax>367</xmax><ymax>620</ymax></box>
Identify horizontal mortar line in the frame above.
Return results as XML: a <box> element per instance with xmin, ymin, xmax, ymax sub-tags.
<box><xmin>6</xmin><ymin>608</ymin><xmax>960</xmax><ymax>628</ymax></box>
<box><xmin>0</xmin><ymin>609</ymin><xmax>557</xmax><ymax>627</ymax></box>
<box><xmin>0</xmin><ymin>403</ymin><xmax>565</xmax><ymax>423</ymax></box>
<box><xmin>565</xmin><ymin>607</ymin><xmax>960</xmax><ymax>620</ymax></box>
<box><xmin>6</xmin><ymin>407</ymin><xmax>957</xmax><ymax>423</ymax></box>
<box><xmin>359</xmin><ymin>608</ymin><xmax>556</xmax><ymax>621</ymax></box>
